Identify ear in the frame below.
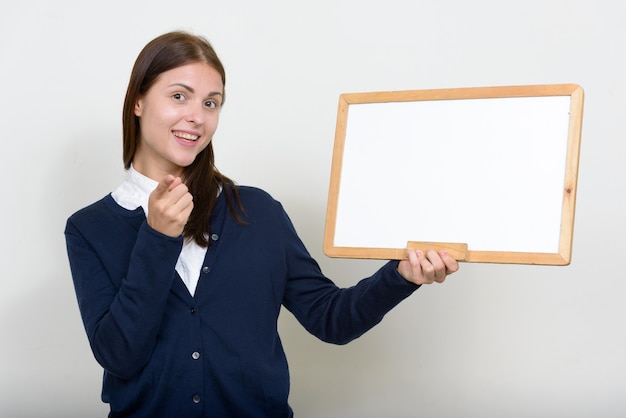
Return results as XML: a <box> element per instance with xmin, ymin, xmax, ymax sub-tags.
<box><xmin>134</xmin><ymin>97</ymin><xmax>144</xmax><ymax>117</ymax></box>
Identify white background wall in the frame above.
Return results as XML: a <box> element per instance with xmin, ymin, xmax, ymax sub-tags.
<box><xmin>1</xmin><ymin>1</ymin><xmax>624</xmax><ymax>417</ymax></box>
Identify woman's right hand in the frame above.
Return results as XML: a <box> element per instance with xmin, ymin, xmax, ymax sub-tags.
<box><xmin>147</xmin><ymin>175</ymin><xmax>194</xmax><ymax>237</ymax></box>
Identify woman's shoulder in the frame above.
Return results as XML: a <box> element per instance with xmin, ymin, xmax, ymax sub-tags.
<box><xmin>233</xmin><ymin>185</ymin><xmax>286</xmax><ymax>216</ymax></box>
<box><xmin>236</xmin><ymin>185</ymin><xmax>275</xmax><ymax>201</ymax></box>
<box><xmin>67</xmin><ymin>194</ymin><xmax>144</xmax><ymax>227</ymax></box>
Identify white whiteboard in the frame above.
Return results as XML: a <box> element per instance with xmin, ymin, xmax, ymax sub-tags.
<box><xmin>324</xmin><ymin>84</ymin><xmax>584</xmax><ymax>265</ymax></box>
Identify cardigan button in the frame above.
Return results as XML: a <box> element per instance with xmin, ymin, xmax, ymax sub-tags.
<box><xmin>210</xmin><ymin>233</ymin><xmax>219</xmax><ymax>241</ymax></box>
<box><xmin>202</xmin><ymin>266</ymin><xmax>210</xmax><ymax>274</ymax></box>
<box><xmin>192</xmin><ymin>351</ymin><xmax>200</xmax><ymax>360</ymax></box>
<box><xmin>192</xmin><ymin>394</ymin><xmax>201</xmax><ymax>404</ymax></box>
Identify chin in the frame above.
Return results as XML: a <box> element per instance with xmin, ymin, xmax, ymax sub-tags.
<box><xmin>173</xmin><ymin>154</ymin><xmax>200</xmax><ymax>169</ymax></box>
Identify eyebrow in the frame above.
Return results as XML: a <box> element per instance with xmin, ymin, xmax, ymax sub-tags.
<box><xmin>168</xmin><ymin>83</ymin><xmax>223</xmax><ymax>98</ymax></box>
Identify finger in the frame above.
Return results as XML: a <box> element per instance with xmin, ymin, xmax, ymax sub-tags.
<box><xmin>439</xmin><ymin>250</ymin><xmax>460</xmax><ymax>275</ymax></box>
<box><xmin>404</xmin><ymin>248</ymin><xmax>422</xmax><ymax>280</ymax></box>
<box><xmin>153</xmin><ymin>175</ymin><xmax>177</xmax><ymax>198</ymax></box>
<box><xmin>150</xmin><ymin>178</ymin><xmax>187</xmax><ymax>216</ymax></box>
<box><xmin>406</xmin><ymin>249</ymin><xmax>425</xmax><ymax>281</ymax></box>
<box><xmin>403</xmin><ymin>250</ymin><xmax>429</xmax><ymax>284</ymax></box>
<box><xmin>425</xmin><ymin>249</ymin><xmax>447</xmax><ymax>283</ymax></box>
<box><xmin>415</xmin><ymin>250</ymin><xmax>436</xmax><ymax>282</ymax></box>
<box><xmin>407</xmin><ymin>247</ymin><xmax>419</xmax><ymax>266</ymax></box>
<box><xmin>170</xmin><ymin>188</ymin><xmax>194</xmax><ymax>215</ymax></box>
<box><xmin>167</xmin><ymin>176</ymin><xmax>183</xmax><ymax>192</ymax></box>
<box><xmin>166</xmin><ymin>180</ymin><xmax>190</xmax><ymax>204</ymax></box>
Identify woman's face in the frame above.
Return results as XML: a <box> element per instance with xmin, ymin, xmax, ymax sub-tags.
<box><xmin>133</xmin><ymin>62</ymin><xmax>223</xmax><ymax>180</ymax></box>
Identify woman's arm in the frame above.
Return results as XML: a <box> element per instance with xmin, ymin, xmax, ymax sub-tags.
<box><xmin>65</xmin><ymin>219</ymin><xmax>182</xmax><ymax>379</ymax></box>
<box><xmin>66</xmin><ymin>175</ymin><xmax>194</xmax><ymax>379</ymax></box>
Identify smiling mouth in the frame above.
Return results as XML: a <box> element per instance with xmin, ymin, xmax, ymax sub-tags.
<box><xmin>173</xmin><ymin>131</ymin><xmax>199</xmax><ymax>141</ymax></box>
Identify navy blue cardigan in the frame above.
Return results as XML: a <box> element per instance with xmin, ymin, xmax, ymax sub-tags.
<box><xmin>65</xmin><ymin>186</ymin><xmax>419</xmax><ymax>417</ymax></box>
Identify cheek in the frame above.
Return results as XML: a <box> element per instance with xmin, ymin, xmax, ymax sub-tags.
<box><xmin>156</xmin><ymin>106</ymin><xmax>181</xmax><ymax>126</ymax></box>
<box><xmin>139</xmin><ymin>110</ymin><xmax>177</xmax><ymax>144</ymax></box>
<box><xmin>142</xmin><ymin>102</ymin><xmax>179</xmax><ymax>126</ymax></box>
<box><xmin>208</xmin><ymin>114</ymin><xmax>220</xmax><ymax>133</ymax></box>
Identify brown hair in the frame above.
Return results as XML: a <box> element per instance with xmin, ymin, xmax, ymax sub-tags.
<box><xmin>122</xmin><ymin>31</ymin><xmax>245</xmax><ymax>246</ymax></box>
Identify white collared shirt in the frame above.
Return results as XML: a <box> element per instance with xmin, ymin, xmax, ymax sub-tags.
<box><xmin>111</xmin><ymin>165</ymin><xmax>206</xmax><ymax>296</ymax></box>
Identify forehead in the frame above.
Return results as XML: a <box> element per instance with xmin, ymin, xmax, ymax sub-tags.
<box><xmin>155</xmin><ymin>62</ymin><xmax>223</xmax><ymax>90</ymax></box>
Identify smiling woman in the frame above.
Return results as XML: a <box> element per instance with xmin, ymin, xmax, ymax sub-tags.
<box><xmin>64</xmin><ymin>30</ymin><xmax>458</xmax><ymax>418</ymax></box>
<box><xmin>120</xmin><ymin>32</ymin><xmax>242</xmax><ymax>248</ymax></box>
<box><xmin>132</xmin><ymin>62</ymin><xmax>223</xmax><ymax>179</ymax></box>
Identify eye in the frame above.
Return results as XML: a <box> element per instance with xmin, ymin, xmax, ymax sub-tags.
<box><xmin>204</xmin><ymin>100</ymin><xmax>220</xmax><ymax>110</ymax></box>
<box><xmin>172</xmin><ymin>93</ymin><xmax>186</xmax><ymax>101</ymax></box>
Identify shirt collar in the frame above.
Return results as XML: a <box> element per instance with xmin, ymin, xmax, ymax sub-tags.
<box><xmin>111</xmin><ymin>165</ymin><xmax>158</xmax><ymax>216</ymax></box>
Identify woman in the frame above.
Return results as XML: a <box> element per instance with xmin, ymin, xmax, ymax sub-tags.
<box><xmin>65</xmin><ymin>31</ymin><xmax>459</xmax><ymax>418</ymax></box>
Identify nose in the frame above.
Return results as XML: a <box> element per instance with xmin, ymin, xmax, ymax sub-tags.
<box><xmin>186</xmin><ymin>101</ymin><xmax>205</xmax><ymax>125</ymax></box>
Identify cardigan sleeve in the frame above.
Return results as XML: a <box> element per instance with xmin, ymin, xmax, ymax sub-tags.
<box><xmin>65</xmin><ymin>217</ymin><xmax>183</xmax><ymax>379</ymax></box>
<box><xmin>278</xmin><ymin>205</ymin><xmax>420</xmax><ymax>345</ymax></box>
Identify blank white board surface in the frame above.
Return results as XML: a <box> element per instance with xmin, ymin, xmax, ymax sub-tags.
<box><xmin>324</xmin><ymin>84</ymin><xmax>584</xmax><ymax>265</ymax></box>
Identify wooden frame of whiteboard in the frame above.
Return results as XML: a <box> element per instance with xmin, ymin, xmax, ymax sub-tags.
<box><xmin>323</xmin><ymin>84</ymin><xmax>584</xmax><ymax>265</ymax></box>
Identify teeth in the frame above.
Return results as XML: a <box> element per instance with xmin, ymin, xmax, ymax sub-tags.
<box><xmin>174</xmin><ymin>131</ymin><xmax>199</xmax><ymax>141</ymax></box>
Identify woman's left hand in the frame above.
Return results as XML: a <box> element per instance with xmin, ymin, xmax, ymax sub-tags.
<box><xmin>397</xmin><ymin>249</ymin><xmax>459</xmax><ymax>285</ymax></box>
